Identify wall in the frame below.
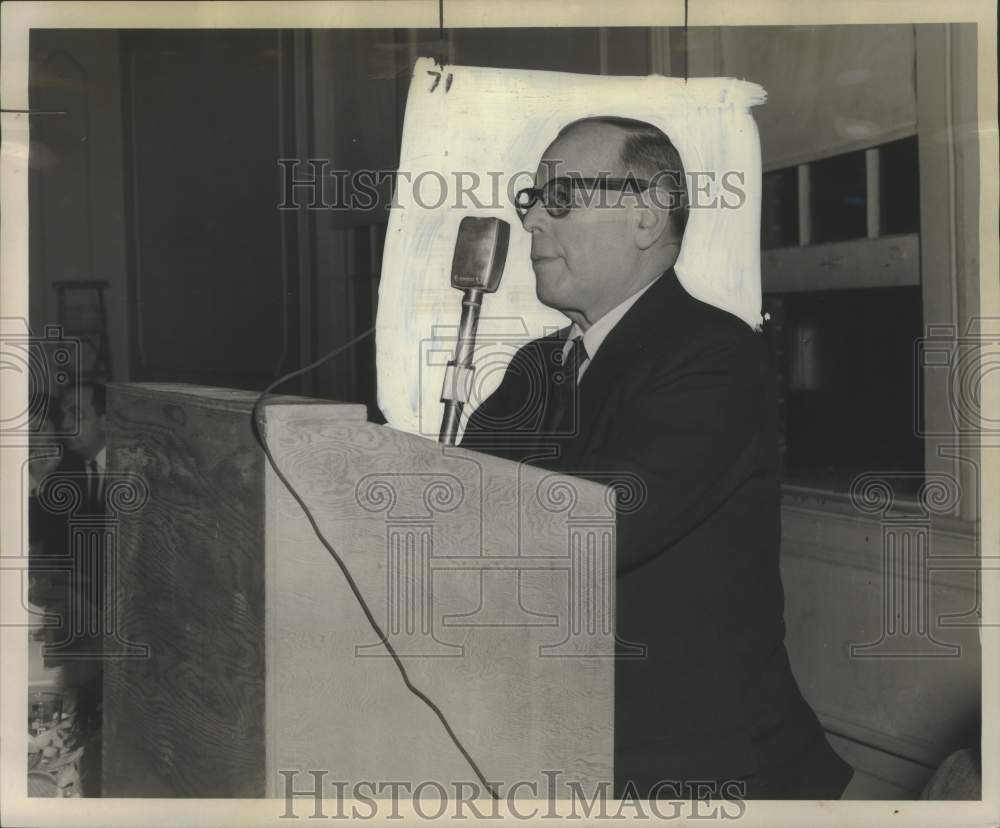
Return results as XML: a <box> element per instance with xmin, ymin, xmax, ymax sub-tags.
<box><xmin>120</xmin><ymin>30</ymin><xmax>299</xmax><ymax>390</ymax></box>
<box><xmin>683</xmin><ymin>23</ymin><xmax>982</xmax><ymax>798</ymax></box>
<box><xmin>29</xmin><ymin>30</ymin><xmax>129</xmax><ymax>383</ymax></box>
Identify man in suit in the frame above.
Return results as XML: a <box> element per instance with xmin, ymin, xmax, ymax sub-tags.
<box><xmin>60</xmin><ymin>381</ymin><xmax>108</xmax><ymax>514</ymax></box>
<box><xmin>28</xmin><ymin>394</ymin><xmax>66</xmax><ymax>593</ymax></box>
<box><xmin>461</xmin><ymin>117</ymin><xmax>853</xmax><ymax>799</ymax></box>
<box><xmin>52</xmin><ymin>380</ymin><xmax>108</xmax><ymax>795</ymax></box>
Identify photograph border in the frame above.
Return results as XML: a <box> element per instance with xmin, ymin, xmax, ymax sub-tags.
<box><xmin>2</xmin><ymin>1</ymin><xmax>997</xmax><ymax>826</ymax></box>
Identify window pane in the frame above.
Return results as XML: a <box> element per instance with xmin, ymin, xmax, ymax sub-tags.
<box><xmin>763</xmin><ymin>287</ymin><xmax>924</xmax><ymax>494</ymax></box>
<box><xmin>761</xmin><ymin>167</ymin><xmax>799</xmax><ymax>249</ymax></box>
<box><xmin>809</xmin><ymin>150</ymin><xmax>867</xmax><ymax>244</ymax></box>
<box><xmin>879</xmin><ymin>135</ymin><xmax>921</xmax><ymax>236</ymax></box>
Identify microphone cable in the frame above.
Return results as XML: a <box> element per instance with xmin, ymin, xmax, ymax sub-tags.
<box><xmin>250</xmin><ymin>328</ymin><xmax>500</xmax><ymax>802</ymax></box>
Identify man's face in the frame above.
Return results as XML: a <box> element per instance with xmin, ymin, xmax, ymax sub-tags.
<box><xmin>521</xmin><ymin>124</ymin><xmax>641</xmax><ymax>321</ymax></box>
<box><xmin>29</xmin><ymin>413</ymin><xmax>61</xmax><ymax>480</ymax></box>
<box><xmin>60</xmin><ymin>386</ymin><xmax>105</xmax><ymax>458</ymax></box>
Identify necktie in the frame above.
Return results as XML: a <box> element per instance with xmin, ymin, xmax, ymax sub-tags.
<box><xmin>544</xmin><ymin>336</ymin><xmax>588</xmax><ymax>435</ymax></box>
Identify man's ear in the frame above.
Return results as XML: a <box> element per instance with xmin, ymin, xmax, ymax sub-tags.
<box><xmin>633</xmin><ymin>197</ymin><xmax>673</xmax><ymax>251</ymax></box>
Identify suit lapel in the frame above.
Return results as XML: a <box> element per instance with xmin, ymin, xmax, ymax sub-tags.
<box><xmin>474</xmin><ymin>269</ymin><xmax>692</xmax><ymax>465</ymax></box>
<box><xmin>568</xmin><ymin>269</ymin><xmax>690</xmax><ymax>458</ymax></box>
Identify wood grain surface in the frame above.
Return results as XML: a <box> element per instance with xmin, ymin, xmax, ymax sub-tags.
<box><xmin>102</xmin><ymin>383</ymin><xmax>612</xmax><ymax>797</ymax></box>
<box><xmin>103</xmin><ymin>383</ymin><xmax>364</xmax><ymax>796</ymax></box>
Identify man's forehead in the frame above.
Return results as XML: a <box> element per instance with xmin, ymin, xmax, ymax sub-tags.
<box><xmin>536</xmin><ymin>123</ymin><xmax>627</xmax><ymax>183</ymax></box>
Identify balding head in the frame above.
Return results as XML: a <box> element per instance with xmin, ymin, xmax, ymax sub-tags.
<box><xmin>555</xmin><ymin>116</ymin><xmax>689</xmax><ymax>235</ymax></box>
<box><xmin>519</xmin><ymin>117</ymin><xmax>688</xmax><ymax>329</ymax></box>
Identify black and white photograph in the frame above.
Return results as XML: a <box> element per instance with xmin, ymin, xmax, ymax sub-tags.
<box><xmin>1</xmin><ymin>1</ymin><xmax>997</xmax><ymax>825</ymax></box>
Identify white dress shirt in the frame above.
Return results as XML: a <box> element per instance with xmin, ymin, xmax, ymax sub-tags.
<box><xmin>93</xmin><ymin>445</ymin><xmax>107</xmax><ymax>475</ymax></box>
<box><xmin>563</xmin><ymin>274</ymin><xmax>663</xmax><ymax>381</ymax></box>
<box><xmin>87</xmin><ymin>445</ymin><xmax>107</xmax><ymax>505</ymax></box>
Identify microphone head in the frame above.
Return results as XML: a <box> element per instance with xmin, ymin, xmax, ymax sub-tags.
<box><xmin>450</xmin><ymin>216</ymin><xmax>510</xmax><ymax>293</ymax></box>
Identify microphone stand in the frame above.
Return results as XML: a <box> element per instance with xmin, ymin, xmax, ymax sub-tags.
<box><xmin>439</xmin><ymin>287</ymin><xmax>484</xmax><ymax>445</ymax></box>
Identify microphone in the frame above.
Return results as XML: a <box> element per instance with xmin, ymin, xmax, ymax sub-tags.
<box><xmin>439</xmin><ymin>216</ymin><xmax>510</xmax><ymax>445</ymax></box>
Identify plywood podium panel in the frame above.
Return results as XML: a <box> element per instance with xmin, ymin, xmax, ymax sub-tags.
<box><xmin>103</xmin><ymin>384</ymin><xmax>615</xmax><ymax>797</ymax></box>
<box><xmin>264</xmin><ymin>403</ymin><xmax>616</xmax><ymax>798</ymax></box>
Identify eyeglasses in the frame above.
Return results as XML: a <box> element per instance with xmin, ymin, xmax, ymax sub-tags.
<box><xmin>513</xmin><ymin>176</ymin><xmax>652</xmax><ymax>222</ymax></box>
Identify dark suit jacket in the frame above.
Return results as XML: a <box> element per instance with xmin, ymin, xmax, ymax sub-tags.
<box><xmin>28</xmin><ymin>448</ymin><xmax>105</xmax><ymax>795</ymax></box>
<box><xmin>461</xmin><ymin>268</ymin><xmax>853</xmax><ymax>799</ymax></box>
<box><xmin>28</xmin><ymin>450</ymin><xmax>84</xmax><ymax>609</ymax></box>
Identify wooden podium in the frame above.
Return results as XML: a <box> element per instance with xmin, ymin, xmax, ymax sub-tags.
<box><xmin>102</xmin><ymin>384</ymin><xmax>616</xmax><ymax>797</ymax></box>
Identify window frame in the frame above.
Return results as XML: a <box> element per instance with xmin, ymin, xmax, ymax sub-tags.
<box><xmin>756</xmin><ymin>24</ymin><xmax>979</xmax><ymax>529</ymax></box>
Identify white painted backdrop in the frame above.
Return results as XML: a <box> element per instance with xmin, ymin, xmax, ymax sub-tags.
<box><xmin>377</xmin><ymin>58</ymin><xmax>766</xmax><ymax>438</ymax></box>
